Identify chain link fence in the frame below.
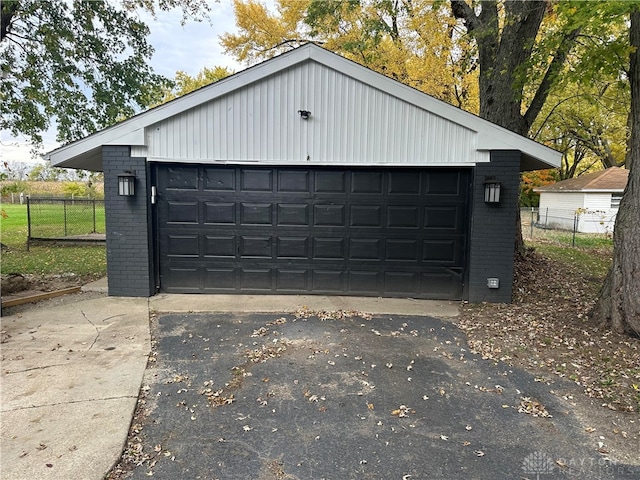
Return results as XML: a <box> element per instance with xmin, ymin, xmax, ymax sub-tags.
<box><xmin>27</xmin><ymin>197</ymin><xmax>105</xmax><ymax>246</ymax></box>
<box><xmin>521</xmin><ymin>207</ymin><xmax>613</xmax><ymax>248</ymax></box>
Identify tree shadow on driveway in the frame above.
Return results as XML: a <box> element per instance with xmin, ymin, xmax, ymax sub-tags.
<box><xmin>121</xmin><ymin>312</ymin><xmax>639</xmax><ymax>480</ymax></box>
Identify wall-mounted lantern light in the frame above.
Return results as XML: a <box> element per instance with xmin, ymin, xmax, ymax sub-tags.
<box><xmin>298</xmin><ymin>109</ymin><xmax>311</xmax><ymax>120</ymax></box>
<box><xmin>484</xmin><ymin>177</ymin><xmax>501</xmax><ymax>204</ymax></box>
<box><xmin>118</xmin><ymin>171</ymin><xmax>136</xmax><ymax>196</ymax></box>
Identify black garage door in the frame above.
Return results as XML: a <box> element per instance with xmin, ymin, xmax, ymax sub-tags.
<box><xmin>155</xmin><ymin>165</ymin><xmax>470</xmax><ymax>299</ymax></box>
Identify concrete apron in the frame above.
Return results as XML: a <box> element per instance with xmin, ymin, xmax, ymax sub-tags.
<box><xmin>149</xmin><ymin>294</ymin><xmax>460</xmax><ymax>318</ymax></box>
<box><xmin>0</xmin><ymin>297</ymin><xmax>150</xmax><ymax>480</ymax></box>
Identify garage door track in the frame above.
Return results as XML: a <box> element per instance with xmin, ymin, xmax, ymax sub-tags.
<box><xmin>123</xmin><ymin>311</ymin><xmax>638</xmax><ymax>479</ymax></box>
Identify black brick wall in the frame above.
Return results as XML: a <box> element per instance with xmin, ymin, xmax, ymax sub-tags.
<box><xmin>103</xmin><ymin>146</ymin><xmax>154</xmax><ymax>297</ymax></box>
<box><xmin>100</xmin><ymin>147</ymin><xmax>522</xmax><ymax>302</ymax></box>
<box><xmin>467</xmin><ymin>151</ymin><xmax>521</xmax><ymax>303</ymax></box>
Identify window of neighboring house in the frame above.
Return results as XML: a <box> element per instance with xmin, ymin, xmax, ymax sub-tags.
<box><xmin>611</xmin><ymin>194</ymin><xmax>623</xmax><ymax>208</ymax></box>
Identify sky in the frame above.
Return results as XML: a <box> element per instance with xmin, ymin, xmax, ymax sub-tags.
<box><xmin>0</xmin><ymin>0</ymin><xmax>245</xmax><ymax>165</ymax></box>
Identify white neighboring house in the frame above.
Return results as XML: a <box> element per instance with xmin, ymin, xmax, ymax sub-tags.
<box><xmin>534</xmin><ymin>167</ymin><xmax>629</xmax><ymax>234</ymax></box>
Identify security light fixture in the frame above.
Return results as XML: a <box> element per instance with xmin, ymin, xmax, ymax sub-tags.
<box><xmin>484</xmin><ymin>178</ymin><xmax>501</xmax><ymax>204</ymax></box>
<box><xmin>118</xmin><ymin>171</ymin><xmax>136</xmax><ymax>196</ymax></box>
<box><xmin>298</xmin><ymin>110</ymin><xmax>311</xmax><ymax>120</ymax></box>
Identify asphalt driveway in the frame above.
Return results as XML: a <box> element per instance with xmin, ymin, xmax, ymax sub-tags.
<box><xmin>123</xmin><ymin>311</ymin><xmax>639</xmax><ymax>480</ymax></box>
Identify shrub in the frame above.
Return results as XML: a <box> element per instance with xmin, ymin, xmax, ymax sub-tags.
<box><xmin>62</xmin><ymin>181</ymin><xmax>89</xmax><ymax>197</ymax></box>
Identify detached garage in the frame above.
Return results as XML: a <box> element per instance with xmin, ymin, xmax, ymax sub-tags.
<box><xmin>46</xmin><ymin>43</ymin><xmax>560</xmax><ymax>303</ymax></box>
<box><xmin>534</xmin><ymin>167</ymin><xmax>628</xmax><ymax>233</ymax></box>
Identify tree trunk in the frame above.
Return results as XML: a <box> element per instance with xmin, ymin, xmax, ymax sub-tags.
<box><xmin>450</xmin><ymin>1</ymin><xmax>548</xmax><ymax>256</ymax></box>
<box><xmin>591</xmin><ymin>9</ymin><xmax>640</xmax><ymax>337</ymax></box>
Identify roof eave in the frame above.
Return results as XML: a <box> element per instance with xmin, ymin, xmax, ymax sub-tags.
<box><xmin>45</xmin><ymin>43</ymin><xmax>562</xmax><ymax>171</ymax></box>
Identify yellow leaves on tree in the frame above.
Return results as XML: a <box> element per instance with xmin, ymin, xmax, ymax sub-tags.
<box><xmin>220</xmin><ymin>0</ymin><xmax>312</xmax><ymax>64</ymax></box>
<box><xmin>220</xmin><ymin>0</ymin><xmax>479</xmax><ymax>113</ymax></box>
<box><xmin>154</xmin><ymin>66</ymin><xmax>234</xmax><ymax>106</ymax></box>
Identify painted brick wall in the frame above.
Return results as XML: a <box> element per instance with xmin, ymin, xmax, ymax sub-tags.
<box><xmin>468</xmin><ymin>151</ymin><xmax>521</xmax><ymax>303</ymax></box>
<box><xmin>103</xmin><ymin>146</ymin><xmax>154</xmax><ymax>296</ymax></box>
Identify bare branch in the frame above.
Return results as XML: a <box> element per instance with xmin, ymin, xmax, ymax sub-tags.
<box><xmin>524</xmin><ymin>27</ymin><xmax>581</xmax><ymax>129</ymax></box>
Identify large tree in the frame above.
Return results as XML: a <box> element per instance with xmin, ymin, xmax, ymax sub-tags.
<box><xmin>452</xmin><ymin>1</ymin><xmax>639</xmax><ymax>333</ymax></box>
<box><xmin>0</xmin><ymin>0</ymin><xmax>209</xmax><ymax>148</ymax></box>
<box><xmin>449</xmin><ymin>1</ymin><xmax>629</xmax><ymax>255</ymax></box>
<box><xmin>591</xmin><ymin>8</ymin><xmax>640</xmax><ymax>336</ymax></box>
<box><xmin>449</xmin><ymin>1</ymin><xmax>581</xmax><ymax>136</ymax></box>
<box><xmin>449</xmin><ymin>1</ymin><xmax>580</xmax><ymax>253</ymax></box>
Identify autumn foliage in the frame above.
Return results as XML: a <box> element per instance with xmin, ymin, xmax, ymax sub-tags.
<box><xmin>519</xmin><ymin>169</ymin><xmax>559</xmax><ymax>207</ymax></box>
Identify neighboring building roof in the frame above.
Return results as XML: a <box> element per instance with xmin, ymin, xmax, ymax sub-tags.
<box><xmin>46</xmin><ymin>43</ymin><xmax>561</xmax><ymax>172</ymax></box>
<box><xmin>535</xmin><ymin>167</ymin><xmax>629</xmax><ymax>193</ymax></box>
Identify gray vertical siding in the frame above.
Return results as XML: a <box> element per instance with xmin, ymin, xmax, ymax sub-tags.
<box><xmin>468</xmin><ymin>151</ymin><xmax>521</xmax><ymax>303</ymax></box>
<box><xmin>146</xmin><ymin>61</ymin><xmax>484</xmax><ymax>166</ymax></box>
<box><xmin>103</xmin><ymin>146</ymin><xmax>154</xmax><ymax>297</ymax></box>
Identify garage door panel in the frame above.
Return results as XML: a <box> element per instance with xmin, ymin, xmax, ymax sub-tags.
<box><xmin>424</xmin><ymin>206</ymin><xmax>460</xmax><ymax>229</ymax></box>
<box><xmin>166</xmin><ymin>235</ymin><xmax>199</xmax><ymax>257</ymax></box>
<box><xmin>276</xmin><ymin>269</ymin><xmax>308</xmax><ymax>291</ymax></box>
<box><xmin>204</xmin><ymin>202</ymin><xmax>236</xmax><ymax>224</ymax></box>
<box><xmin>315</xmin><ymin>171</ymin><xmax>347</xmax><ymax>193</ymax></box>
<box><xmin>313</xmin><ymin>238</ymin><xmax>345</xmax><ymax>260</ymax></box>
<box><xmin>388</xmin><ymin>171</ymin><xmax>421</xmax><ymax>195</ymax></box>
<box><xmin>203</xmin><ymin>168</ymin><xmax>235</xmax><ymax>191</ymax></box>
<box><xmin>277</xmin><ymin>204</ymin><xmax>309</xmax><ymax>226</ymax></box>
<box><xmin>241</xmin><ymin>169</ymin><xmax>273</xmax><ymax>191</ymax></box>
<box><xmin>162</xmin><ymin>166</ymin><xmax>199</xmax><ymax>190</ymax></box>
<box><xmin>350</xmin><ymin>238</ymin><xmax>381</xmax><ymax>260</ymax></box>
<box><xmin>387</xmin><ymin>206</ymin><xmax>419</xmax><ymax>228</ymax></box>
<box><xmin>240</xmin><ymin>236</ymin><xmax>272</xmax><ymax>258</ymax></box>
<box><xmin>204</xmin><ymin>268</ymin><xmax>236</xmax><ymax>290</ymax></box>
<box><xmin>421</xmin><ymin>272</ymin><xmax>462</xmax><ymax>297</ymax></box>
<box><xmin>163</xmin><ymin>267</ymin><xmax>200</xmax><ymax>291</ymax></box>
<box><xmin>422</xmin><ymin>239</ymin><xmax>460</xmax><ymax>263</ymax></box>
<box><xmin>157</xmin><ymin>165</ymin><xmax>469</xmax><ymax>299</ymax></box>
<box><xmin>348</xmin><ymin>271</ymin><xmax>380</xmax><ymax>293</ymax></box>
<box><xmin>314</xmin><ymin>204</ymin><xmax>345</xmax><ymax>226</ymax></box>
<box><xmin>166</xmin><ymin>201</ymin><xmax>199</xmax><ymax>224</ymax></box>
<box><xmin>386</xmin><ymin>239</ymin><xmax>418</xmax><ymax>261</ymax></box>
<box><xmin>425</xmin><ymin>171</ymin><xmax>462</xmax><ymax>195</ymax></box>
<box><xmin>313</xmin><ymin>270</ymin><xmax>344</xmax><ymax>292</ymax></box>
<box><xmin>385</xmin><ymin>272</ymin><xmax>418</xmax><ymax>294</ymax></box>
<box><xmin>352</xmin><ymin>171</ymin><xmax>383</xmax><ymax>194</ymax></box>
<box><xmin>278</xmin><ymin>170</ymin><xmax>310</xmax><ymax>193</ymax></box>
<box><xmin>240</xmin><ymin>269</ymin><xmax>272</xmax><ymax>290</ymax></box>
<box><xmin>240</xmin><ymin>203</ymin><xmax>272</xmax><ymax>225</ymax></box>
<box><xmin>204</xmin><ymin>235</ymin><xmax>236</xmax><ymax>257</ymax></box>
<box><xmin>277</xmin><ymin>237</ymin><xmax>308</xmax><ymax>259</ymax></box>
<box><xmin>350</xmin><ymin>205</ymin><xmax>382</xmax><ymax>227</ymax></box>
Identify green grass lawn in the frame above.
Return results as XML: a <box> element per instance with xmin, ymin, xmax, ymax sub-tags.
<box><xmin>1</xmin><ymin>203</ymin><xmax>107</xmax><ymax>277</ymax></box>
<box><xmin>27</xmin><ymin>201</ymin><xmax>106</xmax><ymax>238</ymax></box>
<box><xmin>525</xmin><ymin>229</ymin><xmax>613</xmax><ymax>278</ymax></box>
